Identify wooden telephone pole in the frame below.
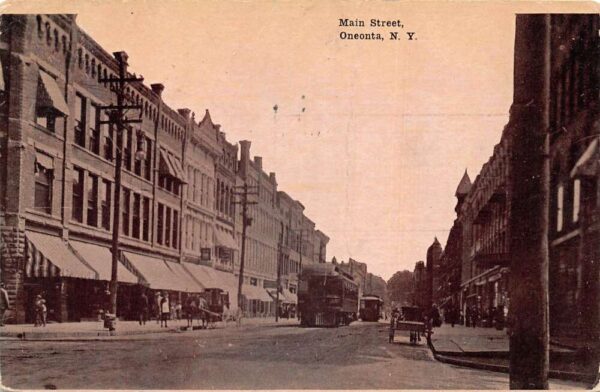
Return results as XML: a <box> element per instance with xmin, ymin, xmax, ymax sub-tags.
<box><xmin>233</xmin><ymin>183</ymin><xmax>258</xmax><ymax>318</ymax></box>
<box><xmin>98</xmin><ymin>51</ymin><xmax>143</xmax><ymax>329</ymax></box>
<box><xmin>508</xmin><ymin>15</ymin><xmax>551</xmax><ymax>389</ymax></box>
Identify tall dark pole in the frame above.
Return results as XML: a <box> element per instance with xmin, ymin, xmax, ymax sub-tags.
<box><xmin>234</xmin><ymin>182</ymin><xmax>258</xmax><ymax>319</ymax></box>
<box><xmin>99</xmin><ymin>51</ymin><xmax>143</xmax><ymax>330</ymax></box>
<box><xmin>276</xmin><ymin>242</ymin><xmax>281</xmax><ymax>322</ymax></box>
<box><xmin>508</xmin><ymin>14</ymin><xmax>550</xmax><ymax>389</ymax></box>
<box><xmin>237</xmin><ymin>182</ymin><xmax>248</xmax><ymax>317</ymax></box>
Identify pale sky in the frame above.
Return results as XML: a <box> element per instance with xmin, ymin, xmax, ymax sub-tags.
<box><xmin>5</xmin><ymin>0</ymin><xmax>596</xmax><ymax>280</ymax></box>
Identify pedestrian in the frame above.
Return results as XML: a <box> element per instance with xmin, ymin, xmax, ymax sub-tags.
<box><xmin>138</xmin><ymin>291</ymin><xmax>149</xmax><ymax>326</ymax></box>
<box><xmin>185</xmin><ymin>295</ymin><xmax>197</xmax><ymax>328</ymax></box>
<box><xmin>160</xmin><ymin>292</ymin><xmax>170</xmax><ymax>328</ymax></box>
<box><xmin>155</xmin><ymin>292</ymin><xmax>162</xmax><ymax>324</ymax></box>
<box><xmin>471</xmin><ymin>306</ymin><xmax>478</xmax><ymax>328</ymax></box>
<box><xmin>35</xmin><ymin>294</ymin><xmax>47</xmax><ymax>327</ymax></box>
<box><xmin>465</xmin><ymin>306</ymin><xmax>471</xmax><ymax>327</ymax></box>
<box><xmin>388</xmin><ymin>313</ymin><xmax>396</xmax><ymax>343</ymax></box>
<box><xmin>0</xmin><ymin>283</ymin><xmax>10</xmax><ymax>327</ymax></box>
<box><xmin>175</xmin><ymin>301</ymin><xmax>182</xmax><ymax>321</ymax></box>
<box><xmin>198</xmin><ymin>296</ymin><xmax>208</xmax><ymax>328</ymax></box>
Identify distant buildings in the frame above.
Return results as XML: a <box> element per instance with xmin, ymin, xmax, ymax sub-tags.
<box><xmin>416</xmin><ymin>15</ymin><xmax>599</xmax><ymax>344</ymax></box>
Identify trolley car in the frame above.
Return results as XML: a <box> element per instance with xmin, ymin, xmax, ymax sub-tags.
<box><xmin>359</xmin><ymin>295</ymin><xmax>384</xmax><ymax>321</ymax></box>
<box><xmin>298</xmin><ymin>264</ymin><xmax>358</xmax><ymax>327</ymax></box>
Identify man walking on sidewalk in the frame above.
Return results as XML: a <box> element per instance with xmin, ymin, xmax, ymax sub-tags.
<box><xmin>0</xmin><ymin>283</ymin><xmax>10</xmax><ymax>326</ymax></box>
<box><xmin>138</xmin><ymin>291</ymin><xmax>149</xmax><ymax>326</ymax></box>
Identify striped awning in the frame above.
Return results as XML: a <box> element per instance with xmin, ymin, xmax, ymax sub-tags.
<box><xmin>38</xmin><ymin>70</ymin><xmax>69</xmax><ymax>115</ymax></box>
<box><xmin>25</xmin><ymin>231</ymin><xmax>96</xmax><ymax>279</ymax></box>
<box><xmin>69</xmin><ymin>240</ymin><xmax>138</xmax><ymax>284</ymax></box>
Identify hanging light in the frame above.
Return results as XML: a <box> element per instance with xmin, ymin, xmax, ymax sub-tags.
<box><xmin>135</xmin><ymin>128</ymin><xmax>146</xmax><ymax>161</ymax></box>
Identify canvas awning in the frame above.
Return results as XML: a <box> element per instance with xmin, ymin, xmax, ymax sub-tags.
<box><xmin>25</xmin><ymin>231</ymin><xmax>96</xmax><ymax>279</ymax></box>
<box><xmin>243</xmin><ymin>284</ymin><xmax>272</xmax><ymax>302</ymax></box>
<box><xmin>282</xmin><ymin>288</ymin><xmax>297</xmax><ymax>304</ymax></box>
<box><xmin>571</xmin><ymin>137</ymin><xmax>599</xmax><ymax>178</ymax></box>
<box><xmin>35</xmin><ymin>152</ymin><xmax>54</xmax><ymax>170</ymax></box>
<box><xmin>38</xmin><ymin>70</ymin><xmax>69</xmax><ymax>115</ymax></box>
<box><xmin>124</xmin><ymin>252</ymin><xmax>184</xmax><ymax>291</ymax></box>
<box><xmin>159</xmin><ymin>149</ymin><xmax>187</xmax><ymax>183</ymax></box>
<box><xmin>214</xmin><ymin>229</ymin><xmax>239</xmax><ymax>250</ymax></box>
<box><xmin>69</xmin><ymin>240</ymin><xmax>138</xmax><ymax>284</ymax></box>
<box><xmin>168</xmin><ymin>262</ymin><xmax>203</xmax><ymax>293</ymax></box>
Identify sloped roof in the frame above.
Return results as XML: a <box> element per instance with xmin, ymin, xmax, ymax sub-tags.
<box><xmin>455</xmin><ymin>170</ymin><xmax>472</xmax><ymax>196</ymax></box>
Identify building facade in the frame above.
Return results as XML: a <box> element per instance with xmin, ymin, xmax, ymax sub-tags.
<box><xmin>0</xmin><ymin>14</ymin><xmax>330</xmax><ymax>323</ymax></box>
<box><xmin>545</xmin><ymin>14</ymin><xmax>599</xmax><ymax>340</ymax></box>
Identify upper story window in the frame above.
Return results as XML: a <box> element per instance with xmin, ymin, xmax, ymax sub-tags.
<box><xmin>72</xmin><ymin>166</ymin><xmax>84</xmax><ymax>222</ymax></box>
<box><xmin>88</xmin><ymin>104</ymin><xmax>100</xmax><ymax>155</ymax></box>
<box><xmin>35</xmin><ymin>71</ymin><xmax>68</xmax><ymax>133</ymax></box>
<box><xmin>572</xmin><ymin>179</ymin><xmax>581</xmax><ymax>223</ymax></box>
<box><xmin>158</xmin><ymin>149</ymin><xmax>185</xmax><ymax>196</ymax></box>
<box><xmin>34</xmin><ymin>152</ymin><xmax>54</xmax><ymax>214</ymax></box>
<box><xmin>74</xmin><ymin>94</ymin><xmax>86</xmax><ymax>147</ymax></box>
<box><xmin>556</xmin><ymin>184</ymin><xmax>564</xmax><ymax>233</ymax></box>
<box><xmin>86</xmin><ymin>173</ymin><xmax>98</xmax><ymax>227</ymax></box>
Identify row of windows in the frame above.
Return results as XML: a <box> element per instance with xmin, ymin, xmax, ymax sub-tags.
<box><xmin>188</xmin><ymin>167</ymin><xmax>214</xmax><ymax>209</ymax></box>
<box><xmin>551</xmin><ymin>27</ymin><xmax>598</xmax><ymax>135</ymax></box>
<box><xmin>215</xmin><ymin>178</ymin><xmax>235</xmax><ymax>218</ymax></box>
<box><xmin>36</xmin><ymin>15</ymin><xmax>68</xmax><ymax>55</ymax></box>
<box><xmin>71</xmin><ymin>166</ymin><xmax>152</xmax><ymax>242</ymax></box>
<box><xmin>74</xmin><ymin>94</ymin><xmax>154</xmax><ymax>181</ymax></box>
<box><xmin>184</xmin><ymin>215</ymin><xmax>213</xmax><ymax>253</ymax></box>
<box><xmin>156</xmin><ymin>203</ymin><xmax>180</xmax><ymax>249</ymax></box>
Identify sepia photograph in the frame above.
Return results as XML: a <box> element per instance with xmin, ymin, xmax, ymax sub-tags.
<box><xmin>0</xmin><ymin>0</ymin><xmax>598</xmax><ymax>390</ymax></box>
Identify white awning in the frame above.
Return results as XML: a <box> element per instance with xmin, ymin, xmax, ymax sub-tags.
<box><xmin>159</xmin><ymin>149</ymin><xmax>187</xmax><ymax>183</ymax></box>
<box><xmin>215</xmin><ymin>229</ymin><xmax>239</xmax><ymax>250</ymax></box>
<box><xmin>69</xmin><ymin>240</ymin><xmax>138</xmax><ymax>284</ymax></box>
<box><xmin>243</xmin><ymin>284</ymin><xmax>272</xmax><ymax>302</ymax></box>
<box><xmin>168</xmin><ymin>261</ymin><xmax>203</xmax><ymax>292</ymax></box>
<box><xmin>282</xmin><ymin>288</ymin><xmax>297</xmax><ymax>304</ymax></box>
<box><xmin>571</xmin><ymin>137</ymin><xmax>599</xmax><ymax>178</ymax></box>
<box><xmin>39</xmin><ymin>70</ymin><xmax>69</xmax><ymax>115</ymax></box>
<box><xmin>25</xmin><ymin>231</ymin><xmax>96</xmax><ymax>279</ymax></box>
<box><xmin>124</xmin><ymin>252</ymin><xmax>184</xmax><ymax>291</ymax></box>
<box><xmin>35</xmin><ymin>151</ymin><xmax>54</xmax><ymax>170</ymax></box>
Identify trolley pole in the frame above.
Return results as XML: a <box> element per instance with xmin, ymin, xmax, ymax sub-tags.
<box><xmin>233</xmin><ymin>183</ymin><xmax>258</xmax><ymax>319</ymax></box>
<box><xmin>98</xmin><ymin>51</ymin><xmax>143</xmax><ymax>330</ymax></box>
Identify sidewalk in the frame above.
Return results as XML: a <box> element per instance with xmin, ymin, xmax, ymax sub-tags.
<box><xmin>428</xmin><ymin>324</ymin><xmax>599</xmax><ymax>385</ymax></box>
<box><xmin>0</xmin><ymin>317</ymin><xmax>299</xmax><ymax>341</ymax></box>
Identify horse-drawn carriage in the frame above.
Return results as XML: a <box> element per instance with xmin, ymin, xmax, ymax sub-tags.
<box><xmin>185</xmin><ymin>288</ymin><xmax>230</xmax><ymax>328</ymax></box>
<box><xmin>395</xmin><ymin>306</ymin><xmax>428</xmax><ymax>344</ymax></box>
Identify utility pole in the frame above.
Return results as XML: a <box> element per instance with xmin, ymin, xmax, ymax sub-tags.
<box><xmin>508</xmin><ymin>14</ymin><xmax>550</xmax><ymax>389</ymax></box>
<box><xmin>276</xmin><ymin>241</ymin><xmax>282</xmax><ymax>322</ymax></box>
<box><xmin>99</xmin><ymin>51</ymin><xmax>143</xmax><ymax>330</ymax></box>
<box><xmin>233</xmin><ymin>182</ymin><xmax>258</xmax><ymax>319</ymax></box>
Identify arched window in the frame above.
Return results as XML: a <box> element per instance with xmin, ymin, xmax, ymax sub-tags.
<box><xmin>84</xmin><ymin>53</ymin><xmax>89</xmax><ymax>73</ymax></box>
<box><xmin>62</xmin><ymin>35</ymin><xmax>67</xmax><ymax>53</ymax></box>
<box><xmin>53</xmin><ymin>29</ymin><xmax>59</xmax><ymax>51</ymax></box>
<box><xmin>45</xmin><ymin>22</ymin><xmax>51</xmax><ymax>45</ymax></box>
<box><xmin>36</xmin><ymin>15</ymin><xmax>43</xmax><ymax>38</ymax></box>
<box><xmin>97</xmin><ymin>64</ymin><xmax>102</xmax><ymax>82</ymax></box>
<box><xmin>91</xmin><ymin>58</ymin><xmax>96</xmax><ymax>77</ymax></box>
<box><xmin>77</xmin><ymin>48</ymin><xmax>83</xmax><ymax>68</ymax></box>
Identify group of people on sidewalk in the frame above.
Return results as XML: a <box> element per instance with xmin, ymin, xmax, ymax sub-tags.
<box><xmin>134</xmin><ymin>291</ymin><xmax>215</xmax><ymax>329</ymax></box>
<box><xmin>0</xmin><ymin>283</ymin><xmax>47</xmax><ymax>327</ymax></box>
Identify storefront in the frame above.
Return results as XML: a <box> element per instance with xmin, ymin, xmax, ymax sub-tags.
<box><xmin>460</xmin><ymin>266</ymin><xmax>509</xmax><ymax>327</ymax></box>
<box><xmin>24</xmin><ymin>231</ymin><xmax>141</xmax><ymax>322</ymax></box>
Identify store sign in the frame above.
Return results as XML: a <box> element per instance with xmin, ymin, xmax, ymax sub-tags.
<box><xmin>201</xmin><ymin>248</ymin><xmax>211</xmax><ymax>261</ymax></box>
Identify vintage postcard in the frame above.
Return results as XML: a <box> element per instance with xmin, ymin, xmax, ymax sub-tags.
<box><xmin>0</xmin><ymin>0</ymin><xmax>598</xmax><ymax>390</ymax></box>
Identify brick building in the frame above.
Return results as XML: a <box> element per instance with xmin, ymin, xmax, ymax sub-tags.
<box><xmin>458</xmin><ymin>134</ymin><xmax>512</xmax><ymax>325</ymax></box>
<box><xmin>0</xmin><ymin>14</ymin><xmax>329</xmax><ymax>323</ymax></box>
<box><xmin>544</xmin><ymin>14</ymin><xmax>599</xmax><ymax>340</ymax></box>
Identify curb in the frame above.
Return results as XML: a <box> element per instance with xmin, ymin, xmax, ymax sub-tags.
<box><xmin>427</xmin><ymin>337</ymin><xmax>598</xmax><ymax>386</ymax></box>
<box><xmin>0</xmin><ymin>321</ymin><xmax>300</xmax><ymax>341</ymax></box>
